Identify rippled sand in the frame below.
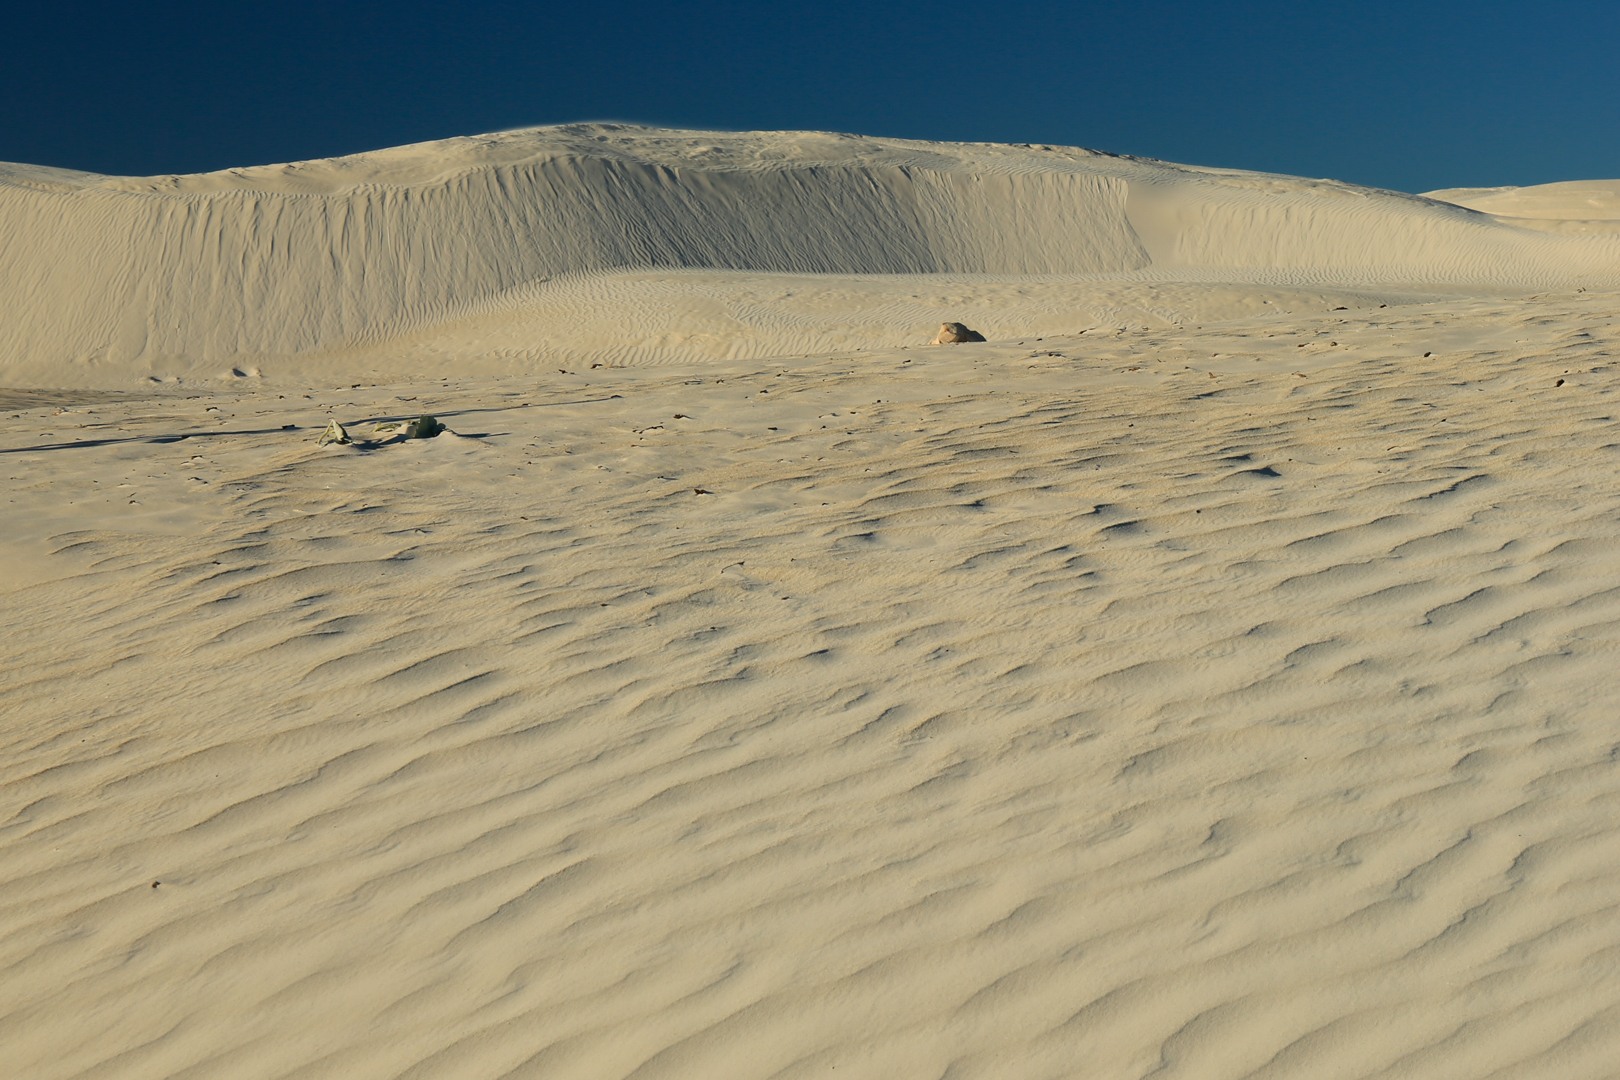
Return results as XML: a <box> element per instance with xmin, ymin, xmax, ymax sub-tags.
<box><xmin>6</xmin><ymin>289</ymin><xmax>1620</xmax><ymax>1078</ymax></box>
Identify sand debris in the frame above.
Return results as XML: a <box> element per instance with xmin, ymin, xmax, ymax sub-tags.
<box><xmin>318</xmin><ymin>415</ymin><xmax>442</xmax><ymax>447</ymax></box>
<box><xmin>316</xmin><ymin>419</ymin><xmax>351</xmax><ymax>446</ymax></box>
<box><xmin>372</xmin><ymin>415</ymin><xmax>444</xmax><ymax>440</ymax></box>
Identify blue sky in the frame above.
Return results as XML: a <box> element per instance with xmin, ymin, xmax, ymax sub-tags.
<box><xmin>5</xmin><ymin>0</ymin><xmax>1615</xmax><ymax>193</ymax></box>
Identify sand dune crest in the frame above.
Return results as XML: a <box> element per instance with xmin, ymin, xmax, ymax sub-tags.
<box><xmin>4</xmin><ymin>126</ymin><xmax>1619</xmax><ymax>388</ymax></box>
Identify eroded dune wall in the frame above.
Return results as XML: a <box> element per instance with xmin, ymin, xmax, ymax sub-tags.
<box><xmin>0</xmin><ymin>158</ymin><xmax>1145</xmax><ymax>373</ymax></box>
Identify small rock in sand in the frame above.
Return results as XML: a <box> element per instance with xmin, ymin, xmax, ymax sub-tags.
<box><xmin>931</xmin><ymin>322</ymin><xmax>985</xmax><ymax>344</ymax></box>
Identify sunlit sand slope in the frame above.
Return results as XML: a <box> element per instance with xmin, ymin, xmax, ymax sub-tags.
<box><xmin>3</xmin><ymin>126</ymin><xmax>1618</xmax><ymax>386</ymax></box>
<box><xmin>1424</xmin><ymin>180</ymin><xmax>1620</xmax><ymax>237</ymax></box>
<box><xmin>5</xmin><ymin>292</ymin><xmax>1620</xmax><ymax>1078</ymax></box>
<box><xmin>1426</xmin><ymin>180</ymin><xmax>1620</xmax><ymax>218</ymax></box>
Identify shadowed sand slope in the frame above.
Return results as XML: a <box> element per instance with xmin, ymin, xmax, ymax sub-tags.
<box><xmin>5</xmin><ymin>292</ymin><xmax>1620</xmax><ymax>1078</ymax></box>
<box><xmin>3</xmin><ymin>125</ymin><xmax>1619</xmax><ymax>387</ymax></box>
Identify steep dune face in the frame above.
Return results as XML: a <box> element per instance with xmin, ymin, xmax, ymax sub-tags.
<box><xmin>1</xmin><ymin>125</ymin><xmax>1617</xmax><ymax>385</ymax></box>
<box><xmin>0</xmin><ymin>134</ymin><xmax>1147</xmax><ymax>379</ymax></box>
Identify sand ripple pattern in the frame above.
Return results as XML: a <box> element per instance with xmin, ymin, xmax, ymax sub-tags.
<box><xmin>5</xmin><ymin>294</ymin><xmax>1620</xmax><ymax>1078</ymax></box>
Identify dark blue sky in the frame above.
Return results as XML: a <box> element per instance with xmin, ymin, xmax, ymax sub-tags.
<box><xmin>5</xmin><ymin>0</ymin><xmax>1616</xmax><ymax>193</ymax></box>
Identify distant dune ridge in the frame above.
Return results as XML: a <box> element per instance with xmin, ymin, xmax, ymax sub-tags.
<box><xmin>1421</xmin><ymin>180</ymin><xmax>1620</xmax><ymax>235</ymax></box>
<box><xmin>2</xmin><ymin>124</ymin><xmax>1619</xmax><ymax>386</ymax></box>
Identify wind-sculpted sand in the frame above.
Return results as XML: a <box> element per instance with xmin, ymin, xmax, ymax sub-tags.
<box><xmin>6</xmin><ymin>289</ymin><xmax>1620</xmax><ymax>1078</ymax></box>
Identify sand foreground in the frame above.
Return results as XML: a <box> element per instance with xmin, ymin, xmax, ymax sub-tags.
<box><xmin>6</xmin><ymin>286</ymin><xmax>1620</xmax><ymax>1078</ymax></box>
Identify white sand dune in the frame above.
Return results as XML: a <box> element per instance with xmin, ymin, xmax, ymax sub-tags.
<box><xmin>3</xmin><ymin>125</ymin><xmax>1619</xmax><ymax>388</ymax></box>
<box><xmin>1423</xmin><ymin>180</ymin><xmax>1620</xmax><ymax>237</ymax></box>
<box><xmin>6</xmin><ymin>129</ymin><xmax>1620</xmax><ymax>1079</ymax></box>
<box><xmin>1424</xmin><ymin>179</ymin><xmax>1620</xmax><ymax>218</ymax></box>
